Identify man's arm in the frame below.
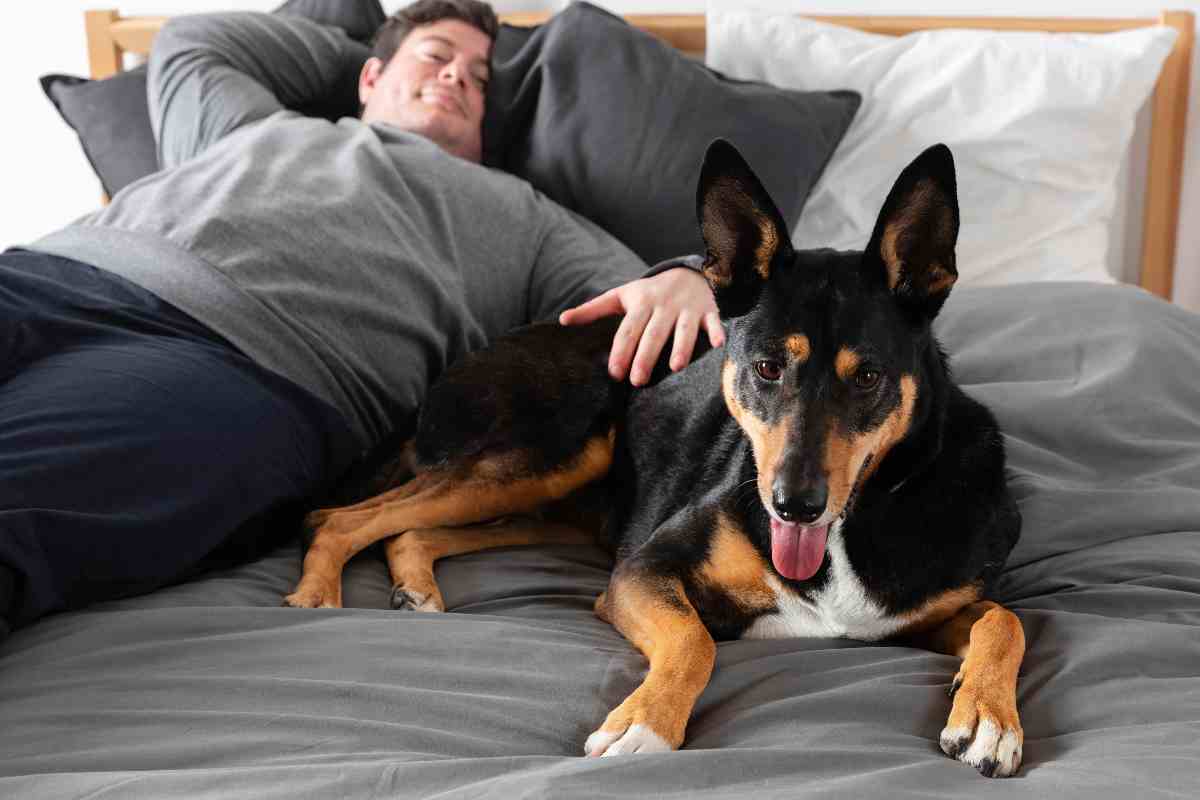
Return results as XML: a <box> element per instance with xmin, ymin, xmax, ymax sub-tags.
<box><xmin>528</xmin><ymin>206</ymin><xmax>723</xmax><ymax>387</ymax></box>
<box><xmin>149</xmin><ymin>12</ymin><xmax>367</xmax><ymax>168</ymax></box>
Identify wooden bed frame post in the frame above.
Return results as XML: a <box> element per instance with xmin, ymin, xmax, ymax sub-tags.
<box><xmin>85</xmin><ymin>10</ymin><xmax>122</xmax><ymax>80</ymax></box>
<box><xmin>1141</xmin><ymin>11</ymin><xmax>1194</xmax><ymax>300</ymax></box>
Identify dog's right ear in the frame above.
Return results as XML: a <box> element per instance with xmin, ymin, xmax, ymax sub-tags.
<box><xmin>696</xmin><ymin>139</ymin><xmax>794</xmax><ymax>319</ymax></box>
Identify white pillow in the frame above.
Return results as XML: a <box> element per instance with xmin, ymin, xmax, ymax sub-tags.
<box><xmin>706</xmin><ymin>11</ymin><xmax>1177</xmax><ymax>286</ymax></box>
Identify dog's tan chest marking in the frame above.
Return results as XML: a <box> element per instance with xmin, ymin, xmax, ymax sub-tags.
<box><xmin>897</xmin><ymin>583</ymin><xmax>983</xmax><ymax>636</ymax></box>
<box><xmin>696</xmin><ymin>513</ymin><xmax>776</xmax><ymax>611</ymax></box>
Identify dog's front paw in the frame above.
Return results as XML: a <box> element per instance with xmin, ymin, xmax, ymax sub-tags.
<box><xmin>583</xmin><ymin>691</ymin><xmax>682</xmax><ymax>757</ymax></box>
<box><xmin>390</xmin><ymin>585</ymin><xmax>444</xmax><ymax>612</ymax></box>
<box><xmin>940</xmin><ymin>671</ymin><xmax>1023</xmax><ymax>777</ymax></box>
<box><xmin>584</xmin><ymin>723</ymin><xmax>673</xmax><ymax>757</ymax></box>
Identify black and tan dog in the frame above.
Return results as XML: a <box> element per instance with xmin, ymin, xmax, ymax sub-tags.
<box><xmin>286</xmin><ymin>141</ymin><xmax>1025</xmax><ymax>777</ymax></box>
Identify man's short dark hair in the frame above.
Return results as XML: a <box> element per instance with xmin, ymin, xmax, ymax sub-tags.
<box><xmin>370</xmin><ymin>0</ymin><xmax>499</xmax><ymax>68</ymax></box>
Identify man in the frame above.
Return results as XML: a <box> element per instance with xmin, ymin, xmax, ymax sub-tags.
<box><xmin>0</xmin><ymin>0</ymin><xmax>721</xmax><ymax>639</ymax></box>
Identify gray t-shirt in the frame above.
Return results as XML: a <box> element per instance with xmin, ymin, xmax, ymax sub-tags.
<box><xmin>31</xmin><ymin>13</ymin><xmax>649</xmax><ymax>449</ymax></box>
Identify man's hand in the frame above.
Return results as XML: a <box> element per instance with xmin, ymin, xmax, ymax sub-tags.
<box><xmin>559</xmin><ymin>268</ymin><xmax>725</xmax><ymax>386</ymax></box>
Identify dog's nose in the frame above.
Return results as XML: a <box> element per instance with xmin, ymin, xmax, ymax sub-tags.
<box><xmin>772</xmin><ymin>485</ymin><xmax>827</xmax><ymax>525</ymax></box>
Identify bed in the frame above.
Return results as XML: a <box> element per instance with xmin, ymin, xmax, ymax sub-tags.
<box><xmin>5</xmin><ymin>5</ymin><xmax>1200</xmax><ymax>798</ymax></box>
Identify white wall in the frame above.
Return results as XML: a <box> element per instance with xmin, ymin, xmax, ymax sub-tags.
<box><xmin>0</xmin><ymin>0</ymin><xmax>278</xmax><ymax>246</ymax></box>
<box><xmin>2</xmin><ymin>0</ymin><xmax>1196</xmax><ymax>309</ymax></box>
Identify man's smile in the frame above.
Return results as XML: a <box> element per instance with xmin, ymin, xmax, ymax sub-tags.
<box><xmin>419</xmin><ymin>87</ymin><xmax>466</xmax><ymax>116</ymax></box>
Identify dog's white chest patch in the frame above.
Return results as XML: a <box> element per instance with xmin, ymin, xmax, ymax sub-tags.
<box><xmin>742</xmin><ymin>524</ymin><xmax>906</xmax><ymax>642</ymax></box>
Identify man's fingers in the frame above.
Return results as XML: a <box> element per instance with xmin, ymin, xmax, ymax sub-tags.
<box><xmin>629</xmin><ymin>309</ymin><xmax>673</xmax><ymax>386</ymax></box>
<box><xmin>669</xmin><ymin>312</ymin><xmax>698</xmax><ymax>372</ymax></box>
<box><xmin>560</xmin><ymin>290</ymin><xmax>623</xmax><ymax>326</ymax></box>
<box><xmin>704</xmin><ymin>312</ymin><xmax>726</xmax><ymax>348</ymax></box>
<box><xmin>608</xmin><ymin>308</ymin><xmax>650</xmax><ymax>382</ymax></box>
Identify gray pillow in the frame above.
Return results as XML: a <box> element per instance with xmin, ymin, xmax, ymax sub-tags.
<box><xmin>41</xmin><ymin>69</ymin><xmax>158</xmax><ymax>198</ymax></box>
<box><xmin>483</xmin><ymin>2</ymin><xmax>861</xmax><ymax>266</ymax></box>
<box><xmin>40</xmin><ymin>0</ymin><xmax>383</xmax><ymax>197</ymax></box>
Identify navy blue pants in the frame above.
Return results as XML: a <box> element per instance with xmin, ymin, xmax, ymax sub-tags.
<box><xmin>0</xmin><ymin>250</ymin><xmax>363</xmax><ymax>637</ymax></box>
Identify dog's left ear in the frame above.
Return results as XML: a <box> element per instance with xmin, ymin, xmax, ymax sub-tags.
<box><xmin>864</xmin><ymin>144</ymin><xmax>959</xmax><ymax>318</ymax></box>
<box><xmin>696</xmin><ymin>139</ymin><xmax>795</xmax><ymax>319</ymax></box>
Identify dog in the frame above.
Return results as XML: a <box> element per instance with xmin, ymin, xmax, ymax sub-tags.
<box><xmin>286</xmin><ymin>140</ymin><xmax>1025</xmax><ymax>777</ymax></box>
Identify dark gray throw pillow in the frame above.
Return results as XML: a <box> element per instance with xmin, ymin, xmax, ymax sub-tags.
<box><xmin>483</xmin><ymin>2</ymin><xmax>861</xmax><ymax>266</ymax></box>
<box><xmin>41</xmin><ymin>69</ymin><xmax>158</xmax><ymax>198</ymax></box>
<box><xmin>41</xmin><ymin>0</ymin><xmax>383</xmax><ymax>197</ymax></box>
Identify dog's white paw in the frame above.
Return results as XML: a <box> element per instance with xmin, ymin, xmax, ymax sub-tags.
<box><xmin>941</xmin><ymin>717</ymin><xmax>1023</xmax><ymax>778</ymax></box>
<box><xmin>390</xmin><ymin>586</ymin><xmax>444</xmax><ymax>612</ymax></box>
<box><xmin>584</xmin><ymin>723</ymin><xmax>673</xmax><ymax>757</ymax></box>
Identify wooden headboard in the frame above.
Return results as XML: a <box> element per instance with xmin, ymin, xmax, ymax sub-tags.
<box><xmin>84</xmin><ymin>9</ymin><xmax>1194</xmax><ymax>300</ymax></box>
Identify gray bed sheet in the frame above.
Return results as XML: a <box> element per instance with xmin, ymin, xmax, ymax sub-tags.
<box><xmin>2</xmin><ymin>281</ymin><xmax>1199</xmax><ymax>798</ymax></box>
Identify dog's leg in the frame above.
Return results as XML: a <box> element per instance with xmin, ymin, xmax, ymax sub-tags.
<box><xmin>305</xmin><ymin>480</ymin><xmax>417</xmax><ymax>528</ymax></box>
<box><xmin>283</xmin><ymin>431</ymin><xmax>613</xmax><ymax>609</ymax></box>
<box><xmin>910</xmin><ymin>601</ymin><xmax>1025</xmax><ymax>777</ymax></box>
<box><xmin>306</xmin><ymin>441</ymin><xmax>419</xmax><ymax>526</ymax></box>
<box><xmin>384</xmin><ymin>518</ymin><xmax>593</xmax><ymax>612</ymax></box>
<box><xmin>584</xmin><ymin>570</ymin><xmax>716</xmax><ymax>756</ymax></box>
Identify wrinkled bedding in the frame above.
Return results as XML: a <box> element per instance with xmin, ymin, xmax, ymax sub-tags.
<box><xmin>2</xmin><ymin>281</ymin><xmax>1199</xmax><ymax>798</ymax></box>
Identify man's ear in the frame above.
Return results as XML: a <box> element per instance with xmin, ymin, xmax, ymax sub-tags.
<box><xmin>696</xmin><ymin>139</ymin><xmax>794</xmax><ymax>319</ymax></box>
<box><xmin>359</xmin><ymin>57</ymin><xmax>384</xmax><ymax>109</ymax></box>
<box><xmin>864</xmin><ymin>144</ymin><xmax>960</xmax><ymax>318</ymax></box>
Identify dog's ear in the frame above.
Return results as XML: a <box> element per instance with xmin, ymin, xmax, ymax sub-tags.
<box><xmin>696</xmin><ymin>139</ymin><xmax>794</xmax><ymax>319</ymax></box>
<box><xmin>864</xmin><ymin>144</ymin><xmax>959</xmax><ymax>318</ymax></box>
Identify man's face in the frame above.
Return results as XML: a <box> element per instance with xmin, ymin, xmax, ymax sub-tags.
<box><xmin>359</xmin><ymin>19</ymin><xmax>492</xmax><ymax>163</ymax></box>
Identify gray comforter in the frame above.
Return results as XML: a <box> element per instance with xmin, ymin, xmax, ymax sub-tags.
<box><xmin>2</xmin><ymin>282</ymin><xmax>1199</xmax><ymax>798</ymax></box>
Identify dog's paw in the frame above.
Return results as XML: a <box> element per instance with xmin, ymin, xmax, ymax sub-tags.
<box><xmin>584</xmin><ymin>723</ymin><xmax>673</xmax><ymax>757</ymax></box>
<box><xmin>390</xmin><ymin>585</ymin><xmax>444</xmax><ymax>612</ymax></box>
<box><xmin>940</xmin><ymin>672</ymin><xmax>1023</xmax><ymax>777</ymax></box>
<box><xmin>583</xmin><ymin>681</ymin><xmax>690</xmax><ymax>757</ymax></box>
<box><xmin>282</xmin><ymin>583</ymin><xmax>341</xmax><ymax>609</ymax></box>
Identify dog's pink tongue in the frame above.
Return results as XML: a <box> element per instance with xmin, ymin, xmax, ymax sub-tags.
<box><xmin>770</xmin><ymin>519</ymin><xmax>829</xmax><ymax>581</ymax></box>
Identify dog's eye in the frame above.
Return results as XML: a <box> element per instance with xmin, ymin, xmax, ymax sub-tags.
<box><xmin>855</xmin><ymin>367</ymin><xmax>881</xmax><ymax>390</ymax></box>
<box><xmin>754</xmin><ymin>360</ymin><xmax>783</xmax><ymax>382</ymax></box>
